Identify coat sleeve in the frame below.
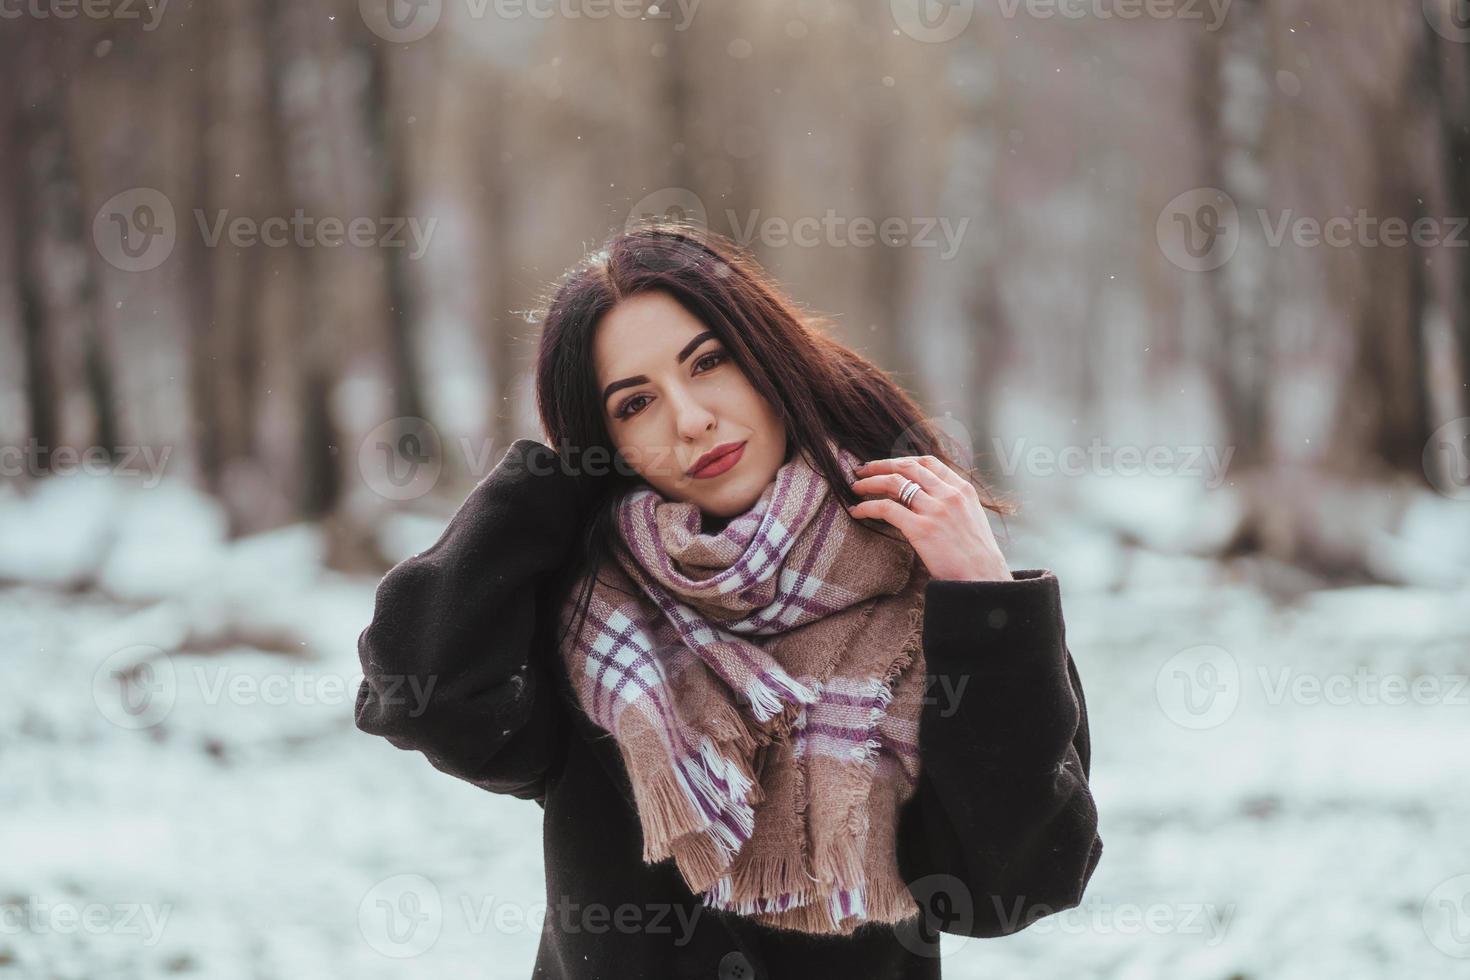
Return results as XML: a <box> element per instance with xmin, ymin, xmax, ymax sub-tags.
<box><xmin>353</xmin><ymin>438</ymin><xmax>588</xmax><ymax>803</ymax></box>
<box><xmin>895</xmin><ymin>568</ymin><xmax>1103</xmax><ymax>938</ymax></box>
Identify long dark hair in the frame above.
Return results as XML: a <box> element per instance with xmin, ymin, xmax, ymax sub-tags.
<box><xmin>531</xmin><ymin>221</ymin><xmax>1014</xmax><ymax>651</ymax></box>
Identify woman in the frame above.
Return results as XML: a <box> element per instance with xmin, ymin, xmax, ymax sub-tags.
<box><xmin>354</xmin><ymin>225</ymin><xmax>1102</xmax><ymax>978</ymax></box>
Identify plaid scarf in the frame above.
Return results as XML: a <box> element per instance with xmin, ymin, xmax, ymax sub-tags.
<box><xmin>557</xmin><ymin>437</ymin><xmax>929</xmax><ymax>934</ymax></box>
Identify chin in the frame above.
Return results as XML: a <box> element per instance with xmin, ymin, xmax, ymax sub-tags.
<box><xmin>713</xmin><ymin>464</ymin><xmax>781</xmax><ymax>516</ymax></box>
<box><xmin>671</xmin><ymin>439</ymin><xmax>785</xmax><ymax>513</ymax></box>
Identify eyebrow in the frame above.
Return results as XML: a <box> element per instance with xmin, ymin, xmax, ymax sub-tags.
<box><xmin>601</xmin><ymin>329</ymin><xmax>718</xmax><ymax>405</ymax></box>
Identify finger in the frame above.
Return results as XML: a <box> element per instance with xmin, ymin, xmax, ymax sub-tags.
<box><xmin>855</xmin><ymin>456</ymin><xmax>947</xmax><ymax>497</ymax></box>
<box><xmin>849</xmin><ymin>472</ymin><xmax>938</xmax><ymax>514</ymax></box>
<box><xmin>910</xmin><ymin>453</ymin><xmax>973</xmax><ymax>493</ymax></box>
<box><xmin>846</xmin><ymin>496</ymin><xmax>922</xmax><ymax>536</ymax></box>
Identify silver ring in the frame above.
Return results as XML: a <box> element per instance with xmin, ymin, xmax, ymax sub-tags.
<box><xmin>897</xmin><ymin>478</ymin><xmax>921</xmax><ymax>509</ymax></box>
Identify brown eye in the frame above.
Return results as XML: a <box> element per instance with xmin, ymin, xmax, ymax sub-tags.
<box><xmin>695</xmin><ymin>350</ymin><xmax>727</xmax><ymax>372</ymax></box>
<box><xmin>614</xmin><ymin>394</ymin><xmax>649</xmax><ymax>419</ymax></box>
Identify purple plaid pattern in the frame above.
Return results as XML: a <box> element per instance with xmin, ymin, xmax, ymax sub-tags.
<box><xmin>558</xmin><ymin>435</ymin><xmax>928</xmax><ymax>933</ymax></box>
<box><xmin>612</xmin><ymin>443</ymin><xmax>875</xmax><ymax>723</ymax></box>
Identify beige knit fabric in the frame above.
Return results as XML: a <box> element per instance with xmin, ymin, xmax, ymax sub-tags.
<box><xmin>557</xmin><ymin>438</ymin><xmax>929</xmax><ymax>934</ymax></box>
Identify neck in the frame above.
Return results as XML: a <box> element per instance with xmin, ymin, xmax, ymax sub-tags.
<box><xmin>700</xmin><ymin>511</ymin><xmax>733</xmax><ymax>535</ymax></box>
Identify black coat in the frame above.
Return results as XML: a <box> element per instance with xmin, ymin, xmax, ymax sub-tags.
<box><xmin>354</xmin><ymin>440</ymin><xmax>1103</xmax><ymax>979</ymax></box>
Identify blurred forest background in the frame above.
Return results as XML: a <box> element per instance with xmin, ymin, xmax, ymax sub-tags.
<box><xmin>2</xmin><ymin>0</ymin><xmax>1467</xmax><ymax>580</ymax></box>
<box><xmin>4</xmin><ymin>2</ymin><xmax>1470</xmax><ymax>979</ymax></box>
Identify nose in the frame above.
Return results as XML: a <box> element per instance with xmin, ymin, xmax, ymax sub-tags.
<box><xmin>668</xmin><ymin>385</ymin><xmax>717</xmax><ymax>445</ymax></box>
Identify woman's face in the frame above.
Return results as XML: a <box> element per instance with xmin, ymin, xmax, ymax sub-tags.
<box><xmin>593</xmin><ymin>290</ymin><xmax>787</xmax><ymax>519</ymax></box>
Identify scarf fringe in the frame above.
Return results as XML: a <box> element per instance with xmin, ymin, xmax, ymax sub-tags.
<box><xmin>633</xmin><ymin>757</ymin><xmax>723</xmax><ymax>864</ymax></box>
<box><xmin>746</xmin><ymin>876</ymin><xmax>923</xmax><ymax>936</ymax></box>
<box><xmin>743</xmin><ymin>666</ymin><xmax>820</xmax><ymax>723</ymax></box>
<box><xmin>893</xmin><ymin>598</ymin><xmax>925</xmax><ymax>682</ymax></box>
<box><xmin>748</xmin><ymin>887</ymin><xmax>861</xmax><ymax>933</ymax></box>
<box><xmin>725</xmin><ymin>840</ymin><xmax>820</xmax><ymax>906</ymax></box>
<box><xmin>635</xmin><ymin>712</ymin><xmax>763</xmax><ymax>865</ymax></box>
<box><xmin>812</xmin><ymin>797</ymin><xmax>873</xmax><ymax>890</ymax></box>
<box><xmin>670</xmin><ymin>830</ymin><xmax>729</xmax><ymax>891</ymax></box>
<box><xmin>569</xmin><ymin>444</ymin><xmax>934</xmax><ymax>936</ymax></box>
<box><xmin>666</xmin><ymin>589</ymin><xmax>931</xmax><ymax>922</ymax></box>
<box><xmin>702</xmin><ymin>845</ymin><xmax>822</xmax><ymax>914</ymax></box>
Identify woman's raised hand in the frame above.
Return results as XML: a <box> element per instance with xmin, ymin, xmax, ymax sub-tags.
<box><xmin>846</xmin><ymin>455</ymin><xmax>1012</xmax><ymax>582</ymax></box>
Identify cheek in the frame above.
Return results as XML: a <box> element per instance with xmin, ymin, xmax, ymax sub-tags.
<box><xmin>612</xmin><ymin>429</ymin><xmax>683</xmax><ymax>483</ymax></box>
<box><xmin>726</xmin><ymin>377</ymin><xmax>768</xmax><ymax>415</ymax></box>
<box><xmin>735</xmin><ymin>382</ymin><xmax>780</xmax><ymax>429</ymax></box>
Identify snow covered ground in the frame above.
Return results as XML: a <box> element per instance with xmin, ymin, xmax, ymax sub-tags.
<box><xmin>2</xmin><ymin>473</ymin><xmax>1468</xmax><ymax>979</ymax></box>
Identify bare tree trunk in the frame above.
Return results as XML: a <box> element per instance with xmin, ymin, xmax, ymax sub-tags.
<box><xmin>51</xmin><ymin>80</ymin><xmax>121</xmax><ymax>460</ymax></box>
<box><xmin>949</xmin><ymin>42</ymin><xmax>1005</xmax><ymax>464</ymax></box>
<box><xmin>363</xmin><ymin>33</ymin><xmax>430</xmax><ymax>428</ymax></box>
<box><xmin>1195</xmin><ymin>0</ymin><xmax>1272</xmax><ymax>471</ymax></box>
<box><xmin>659</xmin><ymin>16</ymin><xmax>695</xmax><ymax>196</ymax></box>
<box><xmin>477</xmin><ymin>120</ymin><xmax>518</xmax><ymax>455</ymax></box>
<box><xmin>1427</xmin><ymin>28</ymin><xmax>1470</xmax><ymax>421</ymax></box>
<box><xmin>186</xmin><ymin>0</ymin><xmax>224</xmax><ymax>494</ymax></box>
<box><xmin>856</xmin><ymin>82</ymin><xmax>920</xmax><ymax>396</ymax></box>
<box><xmin>260</xmin><ymin>0</ymin><xmax>343</xmax><ymax>521</ymax></box>
<box><xmin>8</xmin><ymin>32</ymin><xmax>61</xmax><ymax>474</ymax></box>
<box><xmin>1332</xmin><ymin>104</ymin><xmax>1433</xmax><ymax>477</ymax></box>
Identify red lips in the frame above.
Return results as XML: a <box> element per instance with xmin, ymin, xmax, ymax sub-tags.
<box><xmin>689</xmin><ymin>441</ymin><xmax>746</xmax><ymax>477</ymax></box>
